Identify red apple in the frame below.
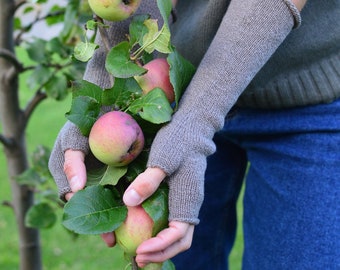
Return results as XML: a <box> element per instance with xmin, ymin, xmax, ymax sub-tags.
<box><xmin>88</xmin><ymin>0</ymin><xmax>141</xmax><ymax>22</ymax></box>
<box><xmin>88</xmin><ymin>111</ymin><xmax>144</xmax><ymax>167</ymax></box>
<box><xmin>115</xmin><ymin>205</ymin><xmax>154</xmax><ymax>256</ymax></box>
<box><xmin>134</xmin><ymin>58</ymin><xmax>175</xmax><ymax>103</ymax></box>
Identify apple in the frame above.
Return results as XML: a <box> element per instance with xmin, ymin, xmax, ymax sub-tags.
<box><xmin>88</xmin><ymin>0</ymin><xmax>142</xmax><ymax>22</ymax></box>
<box><xmin>115</xmin><ymin>205</ymin><xmax>167</xmax><ymax>259</ymax></box>
<box><xmin>88</xmin><ymin>111</ymin><xmax>144</xmax><ymax>167</ymax></box>
<box><xmin>115</xmin><ymin>205</ymin><xmax>153</xmax><ymax>256</ymax></box>
<box><xmin>134</xmin><ymin>58</ymin><xmax>175</xmax><ymax>103</ymax></box>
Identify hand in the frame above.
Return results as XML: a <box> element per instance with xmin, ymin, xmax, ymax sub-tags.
<box><xmin>123</xmin><ymin>168</ymin><xmax>194</xmax><ymax>267</ymax></box>
<box><xmin>63</xmin><ymin>149</ymin><xmax>87</xmax><ymax>201</ymax></box>
<box><xmin>135</xmin><ymin>221</ymin><xmax>194</xmax><ymax>268</ymax></box>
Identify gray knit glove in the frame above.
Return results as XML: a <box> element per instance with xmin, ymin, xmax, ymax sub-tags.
<box><xmin>48</xmin><ymin>0</ymin><xmax>163</xmax><ymax>200</ymax></box>
<box><xmin>147</xmin><ymin>0</ymin><xmax>301</xmax><ymax>225</ymax></box>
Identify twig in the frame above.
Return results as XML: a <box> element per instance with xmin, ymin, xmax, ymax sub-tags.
<box><xmin>2</xmin><ymin>200</ymin><xmax>14</xmax><ymax>209</ymax></box>
<box><xmin>94</xmin><ymin>15</ymin><xmax>114</xmax><ymax>86</ymax></box>
<box><xmin>0</xmin><ymin>48</ymin><xmax>24</xmax><ymax>72</ymax></box>
<box><xmin>131</xmin><ymin>257</ymin><xmax>139</xmax><ymax>270</ymax></box>
<box><xmin>23</xmin><ymin>90</ymin><xmax>47</xmax><ymax>123</ymax></box>
<box><xmin>0</xmin><ymin>134</ymin><xmax>15</xmax><ymax>148</ymax></box>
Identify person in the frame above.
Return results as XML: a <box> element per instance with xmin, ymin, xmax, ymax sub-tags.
<box><xmin>49</xmin><ymin>0</ymin><xmax>340</xmax><ymax>269</ymax></box>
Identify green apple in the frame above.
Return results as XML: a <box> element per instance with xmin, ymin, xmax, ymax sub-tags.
<box><xmin>88</xmin><ymin>0</ymin><xmax>142</xmax><ymax>21</ymax></box>
<box><xmin>134</xmin><ymin>58</ymin><xmax>175</xmax><ymax>103</ymax></box>
<box><xmin>88</xmin><ymin>111</ymin><xmax>144</xmax><ymax>167</ymax></box>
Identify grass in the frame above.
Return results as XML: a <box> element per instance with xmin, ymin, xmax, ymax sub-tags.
<box><xmin>0</xmin><ymin>49</ymin><xmax>244</xmax><ymax>269</ymax></box>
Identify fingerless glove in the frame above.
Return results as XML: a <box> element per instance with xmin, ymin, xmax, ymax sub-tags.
<box><xmin>48</xmin><ymin>0</ymin><xmax>163</xmax><ymax>200</ymax></box>
<box><xmin>147</xmin><ymin>0</ymin><xmax>301</xmax><ymax>224</ymax></box>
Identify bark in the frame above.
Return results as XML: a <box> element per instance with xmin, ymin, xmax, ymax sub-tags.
<box><xmin>0</xmin><ymin>1</ymin><xmax>42</xmax><ymax>269</ymax></box>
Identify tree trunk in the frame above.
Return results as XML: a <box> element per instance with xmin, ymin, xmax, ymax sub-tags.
<box><xmin>0</xmin><ymin>1</ymin><xmax>42</xmax><ymax>269</ymax></box>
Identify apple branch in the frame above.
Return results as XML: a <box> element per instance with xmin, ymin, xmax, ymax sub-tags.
<box><xmin>23</xmin><ymin>89</ymin><xmax>47</xmax><ymax>123</ymax></box>
<box><xmin>0</xmin><ymin>48</ymin><xmax>24</xmax><ymax>72</ymax></box>
<box><xmin>0</xmin><ymin>134</ymin><xmax>15</xmax><ymax>148</ymax></box>
<box><xmin>95</xmin><ymin>15</ymin><xmax>114</xmax><ymax>86</ymax></box>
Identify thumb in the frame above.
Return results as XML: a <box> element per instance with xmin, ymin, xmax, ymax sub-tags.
<box><xmin>64</xmin><ymin>149</ymin><xmax>87</xmax><ymax>193</ymax></box>
<box><xmin>123</xmin><ymin>167</ymin><xmax>166</xmax><ymax>206</ymax></box>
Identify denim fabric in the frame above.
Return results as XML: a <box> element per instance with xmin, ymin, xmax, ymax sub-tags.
<box><xmin>172</xmin><ymin>98</ymin><xmax>340</xmax><ymax>270</ymax></box>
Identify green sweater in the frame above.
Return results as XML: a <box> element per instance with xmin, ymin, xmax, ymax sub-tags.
<box><xmin>49</xmin><ymin>0</ymin><xmax>340</xmax><ymax>224</ymax></box>
<box><xmin>171</xmin><ymin>0</ymin><xmax>340</xmax><ymax>108</ymax></box>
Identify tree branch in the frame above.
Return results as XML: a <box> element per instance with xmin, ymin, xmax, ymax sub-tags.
<box><xmin>0</xmin><ymin>48</ymin><xmax>24</xmax><ymax>72</ymax></box>
<box><xmin>0</xmin><ymin>134</ymin><xmax>15</xmax><ymax>148</ymax></box>
<box><xmin>23</xmin><ymin>90</ymin><xmax>47</xmax><ymax>122</ymax></box>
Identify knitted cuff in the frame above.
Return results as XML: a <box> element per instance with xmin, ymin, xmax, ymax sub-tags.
<box><xmin>147</xmin><ymin>0</ymin><xmax>298</xmax><ymax>222</ymax></box>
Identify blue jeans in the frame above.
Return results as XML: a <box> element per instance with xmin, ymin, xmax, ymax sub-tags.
<box><xmin>172</xmin><ymin>98</ymin><xmax>340</xmax><ymax>269</ymax></box>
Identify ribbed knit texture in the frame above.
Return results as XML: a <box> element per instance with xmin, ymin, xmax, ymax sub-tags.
<box><xmin>48</xmin><ymin>0</ymin><xmax>162</xmax><ymax>200</ymax></box>
<box><xmin>147</xmin><ymin>0</ymin><xmax>299</xmax><ymax>224</ymax></box>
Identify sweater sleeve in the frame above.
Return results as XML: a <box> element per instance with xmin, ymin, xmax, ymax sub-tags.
<box><xmin>147</xmin><ymin>0</ymin><xmax>301</xmax><ymax>224</ymax></box>
<box><xmin>48</xmin><ymin>0</ymin><xmax>163</xmax><ymax>200</ymax></box>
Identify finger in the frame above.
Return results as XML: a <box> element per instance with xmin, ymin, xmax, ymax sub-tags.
<box><xmin>123</xmin><ymin>167</ymin><xmax>166</xmax><ymax>206</ymax></box>
<box><xmin>135</xmin><ymin>222</ymin><xmax>194</xmax><ymax>267</ymax></box>
<box><xmin>101</xmin><ymin>232</ymin><xmax>116</xmax><ymax>247</ymax></box>
<box><xmin>64</xmin><ymin>149</ymin><xmax>86</xmax><ymax>193</ymax></box>
<box><xmin>65</xmin><ymin>192</ymin><xmax>74</xmax><ymax>201</ymax></box>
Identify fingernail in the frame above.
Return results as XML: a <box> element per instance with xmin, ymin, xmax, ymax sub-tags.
<box><xmin>69</xmin><ymin>176</ymin><xmax>81</xmax><ymax>192</ymax></box>
<box><xmin>124</xmin><ymin>189</ymin><xmax>142</xmax><ymax>206</ymax></box>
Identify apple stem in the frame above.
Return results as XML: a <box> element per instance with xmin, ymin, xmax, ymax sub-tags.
<box><xmin>131</xmin><ymin>257</ymin><xmax>139</xmax><ymax>270</ymax></box>
<box><xmin>95</xmin><ymin>15</ymin><xmax>114</xmax><ymax>86</ymax></box>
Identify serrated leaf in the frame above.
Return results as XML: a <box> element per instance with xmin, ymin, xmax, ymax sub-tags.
<box><xmin>142</xmin><ymin>20</ymin><xmax>171</xmax><ymax>54</ymax></box>
<box><xmin>128</xmin><ymin>88</ymin><xmax>173</xmax><ymax>124</ymax></box>
<box><xmin>44</xmin><ymin>74</ymin><xmax>68</xmax><ymax>101</ymax></box>
<box><xmin>102</xmin><ymin>77</ymin><xmax>142</xmax><ymax>109</ymax></box>
<box><xmin>129</xmin><ymin>14</ymin><xmax>150</xmax><ymax>46</ymax></box>
<box><xmin>124</xmin><ymin>151</ymin><xmax>148</xmax><ymax>182</ymax></box>
<box><xmin>105</xmin><ymin>41</ymin><xmax>146</xmax><ymax>78</ymax></box>
<box><xmin>16</xmin><ymin>168</ymin><xmax>45</xmax><ymax>186</ymax></box>
<box><xmin>157</xmin><ymin>0</ymin><xmax>172</xmax><ymax>28</ymax></box>
<box><xmin>71</xmin><ymin>79</ymin><xmax>103</xmax><ymax>103</ymax></box>
<box><xmin>25</xmin><ymin>38</ymin><xmax>48</xmax><ymax>63</ymax></box>
<box><xmin>27</xmin><ymin>65</ymin><xmax>53</xmax><ymax>90</ymax></box>
<box><xmin>62</xmin><ymin>185</ymin><xmax>127</xmax><ymax>234</ymax></box>
<box><xmin>66</xmin><ymin>96</ymin><xmax>101</xmax><ymax>136</ymax></box>
<box><xmin>31</xmin><ymin>145</ymin><xmax>51</xmax><ymax>176</ymax></box>
<box><xmin>142</xmin><ymin>185</ymin><xmax>169</xmax><ymax>236</ymax></box>
<box><xmin>167</xmin><ymin>50</ymin><xmax>196</xmax><ymax>106</ymax></box>
<box><xmin>74</xmin><ymin>41</ymin><xmax>99</xmax><ymax>62</ymax></box>
<box><xmin>99</xmin><ymin>165</ymin><xmax>128</xmax><ymax>186</ymax></box>
<box><xmin>87</xmin><ymin>166</ymin><xmax>108</xmax><ymax>186</ymax></box>
<box><xmin>25</xmin><ymin>203</ymin><xmax>57</xmax><ymax>229</ymax></box>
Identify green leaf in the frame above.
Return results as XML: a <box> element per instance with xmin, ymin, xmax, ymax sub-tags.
<box><xmin>25</xmin><ymin>38</ymin><xmax>48</xmax><ymax>63</ymax></box>
<box><xmin>142</xmin><ymin>185</ymin><xmax>169</xmax><ymax>236</ymax></box>
<box><xmin>44</xmin><ymin>74</ymin><xmax>68</xmax><ymax>101</ymax></box>
<box><xmin>16</xmin><ymin>168</ymin><xmax>45</xmax><ymax>187</ymax></box>
<box><xmin>128</xmin><ymin>88</ymin><xmax>173</xmax><ymax>124</ymax></box>
<box><xmin>31</xmin><ymin>145</ymin><xmax>51</xmax><ymax>176</ymax></box>
<box><xmin>157</xmin><ymin>0</ymin><xmax>172</xmax><ymax>28</ymax></box>
<box><xmin>129</xmin><ymin>14</ymin><xmax>150</xmax><ymax>46</ymax></box>
<box><xmin>167</xmin><ymin>50</ymin><xmax>196</xmax><ymax>105</ymax></box>
<box><xmin>161</xmin><ymin>260</ymin><xmax>176</xmax><ymax>270</ymax></box>
<box><xmin>124</xmin><ymin>151</ymin><xmax>148</xmax><ymax>182</ymax></box>
<box><xmin>71</xmin><ymin>79</ymin><xmax>103</xmax><ymax>103</ymax></box>
<box><xmin>74</xmin><ymin>41</ymin><xmax>99</xmax><ymax>62</ymax></box>
<box><xmin>27</xmin><ymin>65</ymin><xmax>53</xmax><ymax>90</ymax></box>
<box><xmin>87</xmin><ymin>166</ymin><xmax>108</xmax><ymax>186</ymax></box>
<box><xmin>66</xmin><ymin>96</ymin><xmax>101</xmax><ymax>136</ymax></box>
<box><xmin>105</xmin><ymin>41</ymin><xmax>146</xmax><ymax>78</ymax></box>
<box><xmin>25</xmin><ymin>203</ymin><xmax>57</xmax><ymax>229</ymax></box>
<box><xmin>62</xmin><ymin>185</ymin><xmax>128</xmax><ymax>234</ymax></box>
<box><xmin>99</xmin><ymin>165</ymin><xmax>128</xmax><ymax>186</ymax></box>
<box><xmin>102</xmin><ymin>77</ymin><xmax>142</xmax><ymax>109</ymax></box>
<box><xmin>142</xmin><ymin>19</ymin><xmax>171</xmax><ymax>54</ymax></box>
